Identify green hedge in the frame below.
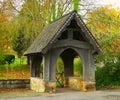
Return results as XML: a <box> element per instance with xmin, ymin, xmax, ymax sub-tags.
<box><xmin>0</xmin><ymin>54</ymin><xmax>15</xmax><ymax>65</ymax></box>
<box><xmin>95</xmin><ymin>61</ymin><xmax>120</xmax><ymax>87</ymax></box>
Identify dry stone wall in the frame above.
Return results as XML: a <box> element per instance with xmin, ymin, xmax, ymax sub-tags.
<box><xmin>69</xmin><ymin>77</ymin><xmax>83</xmax><ymax>90</ymax></box>
<box><xmin>31</xmin><ymin>77</ymin><xmax>56</xmax><ymax>93</ymax></box>
<box><xmin>69</xmin><ymin>77</ymin><xmax>96</xmax><ymax>91</ymax></box>
<box><xmin>0</xmin><ymin>79</ymin><xmax>30</xmax><ymax>89</ymax></box>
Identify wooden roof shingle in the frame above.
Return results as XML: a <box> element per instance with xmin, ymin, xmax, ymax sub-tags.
<box><xmin>24</xmin><ymin>11</ymin><xmax>103</xmax><ymax>55</ymax></box>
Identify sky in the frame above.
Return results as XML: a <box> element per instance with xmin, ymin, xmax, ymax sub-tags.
<box><xmin>96</xmin><ymin>0</ymin><xmax>120</xmax><ymax>8</ymax></box>
<box><xmin>0</xmin><ymin>0</ymin><xmax>120</xmax><ymax>9</ymax></box>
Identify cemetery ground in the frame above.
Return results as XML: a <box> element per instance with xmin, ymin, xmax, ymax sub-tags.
<box><xmin>0</xmin><ymin>88</ymin><xmax>120</xmax><ymax>100</ymax></box>
<box><xmin>0</xmin><ymin>58</ymin><xmax>120</xmax><ymax>100</ymax></box>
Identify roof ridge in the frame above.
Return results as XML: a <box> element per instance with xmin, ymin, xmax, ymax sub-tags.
<box><xmin>50</xmin><ymin>10</ymin><xmax>77</xmax><ymax>24</ymax></box>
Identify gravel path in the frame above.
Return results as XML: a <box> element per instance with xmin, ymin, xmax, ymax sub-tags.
<box><xmin>0</xmin><ymin>88</ymin><xmax>120</xmax><ymax>100</ymax></box>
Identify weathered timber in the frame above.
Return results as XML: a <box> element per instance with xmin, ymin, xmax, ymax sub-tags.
<box><xmin>24</xmin><ymin>11</ymin><xmax>103</xmax><ymax>92</ymax></box>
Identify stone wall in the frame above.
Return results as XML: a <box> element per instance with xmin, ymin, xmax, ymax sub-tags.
<box><xmin>31</xmin><ymin>77</ymin><xmax>56</xmax><ymax>93</ymax></box>
<box><xmin>82</xmin><ymin>81</ymin><xmax>96</xmax><ymax>91</ymax></box>
<box><xmin>44</xmin><ymin>81</ymin><xmax>56</xmax><ymax>92</ymax></box>
<box><xmin>30</xmin><ymin>78</ymin><xmax>45</xmax><ymax>92</ymax></box>
<box><xmin>69</xmin><ymin>77</ymin><xmax>96</xmax><ymax>91</ymax></box>
<box><xmin>0</xmin><ymin>79</ymin><xmax>30</xmax><ymax>90</ymax></box>
<box><xmin>69</xmin><ymin>77</ymin><xmax>83</xmax><ymax>90</ymax></box>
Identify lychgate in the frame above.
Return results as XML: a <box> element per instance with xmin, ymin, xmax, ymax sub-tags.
<box><xmin>24</xmin><ymin>11</ymin><xmax>103</xmax><ymax>92</ymax></box>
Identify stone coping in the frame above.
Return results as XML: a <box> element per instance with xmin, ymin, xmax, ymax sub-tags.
<box><xmin>30</xmin><ymin>77</ymin><xmax>57</xmax><ymax>82</ymax></box>
<box><xmin>0</xmin><ymin>79</ymin><xmax>30</xmax><ymax>90</ymax></box>
<box><xmin>0</xmin><ymin>78</ymin><xmax>30</xmax><ymax>80</ymax></box>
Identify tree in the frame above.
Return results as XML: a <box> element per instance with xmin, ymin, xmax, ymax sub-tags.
<box><xmin>10</xmin><ymin>0</ymin><xmax>99</xmax><ymax>58</ymax></box>
<box><xmin>73</xmin><ymin>0</ymin><xmax>80</xmax><ymax>11</ymax></box>
<box><xmin>86</xmin><ymin>5</ymin><xmax>120</xmax><ymax>71</ymax></box>
<box><xmin>12</xmin><ymin>27</ymin><xmax>26</xmax><ymax>58</ymax></box>
<box><xmin>86</xmin><ymin>5</ymin><xmax>120</xmax><ymax>86</ymax></box>
<box><xmin>0</xmin><ymin>0</ymin><xmax>15</xmax><ymax>54</ymax></box>
<box><xmin>50</xmin><ymin>0</ymin><xmax>97</xmax><ymax>21</ymax></box>
<box><xmin>87</xmin><ymin>5</ymin><xmax>120</xmax><ymax>52</ymax></box>
<box><xmin>11</xmin><ymin>0</ymin><xmax>53</xmax><ymax>49</ymax></box>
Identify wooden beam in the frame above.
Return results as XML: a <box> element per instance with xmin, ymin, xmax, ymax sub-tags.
<box><xmin>66</xmin><ymin>28</ymin><xmax>79</xmax><ymax>31</ymax></box>
<box><xmin>68</xmin><ymin>30</ymin><xmax>73</xmax><ymax>39</ymax></box>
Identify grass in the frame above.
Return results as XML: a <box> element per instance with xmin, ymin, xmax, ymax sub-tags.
<box><xmin>0</xmin><ymin>57</ymin><xmax>83</xmax><ymax>79</ymax></box>
<box><xmin>0</xmin><ymin>58</ymin><xmax>30</xmax><ymax>79</ymax></box>
<box><xmin>0</xmin><ymin>65</ymin><xmax>30</xmax><ymax>79</ymax></box>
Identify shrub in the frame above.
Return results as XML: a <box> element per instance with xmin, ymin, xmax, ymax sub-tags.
<box><xmin>95</xmin><ymin>60</ymin><xmax>120</xmax><ymax>87</ymax></box>
<box><xmin>0</xmin><ymin>55</ymin><xmax>6</xmax><ymax>64</ymax></box>
<box><xmin>0</xmin><ymin>54</ymin><xmax>15</xmax><ymax>65</ymax></box>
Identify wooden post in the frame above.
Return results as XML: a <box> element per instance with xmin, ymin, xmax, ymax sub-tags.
<box><xmin>30</xmin><ymin>56</ymin><xmax>35</xmax><ymax>77</ymax></box>
<box><xmin>30</xmin><ymin>54</ymin><xmax>42</xmax><ymax>78</ymax></box>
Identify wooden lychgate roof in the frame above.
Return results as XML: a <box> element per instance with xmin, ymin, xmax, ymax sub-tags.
<box><xmin>24</xmin><ymin>11</ymin><xmax>103</xmax><ymax>55</ymax></box>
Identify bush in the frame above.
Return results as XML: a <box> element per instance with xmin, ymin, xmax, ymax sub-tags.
<box><xmin>95</xmin><ymin>60</ymin><xmax>120</xmax><ymax>87</ymax></box>
<box><xmin>0</xmin><ymin>55</ymin><xmax>6</xmax><ymax>64</ymax></box>
<box><xmin>0</xmin><ymin>54</ymin><xmax>15</xmax><ymax>65</ymax></box>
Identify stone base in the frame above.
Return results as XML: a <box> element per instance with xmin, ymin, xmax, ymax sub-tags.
<box><xmin>69</xmin><ymin>77</ymin><xmax>83</xmax><ymax>90</ymax></box>
<box><xmin>44</xmin><ymin>81</ymin><xmax>56</xmax><ymax>93</ymax></box>
<box><xmin>30</xmin><ymin>77</ymin><xmax>56</xmax><ymax>93</ymax></box>
<box><xmin>30</xmin><ymin>77</ymin><xmax>95</xmax><ymax>92</ymax></box>
<box><xmin>69</xmin><ymin>77</ymin><xmax>95</xmax><ymax>92</ymax></box>
<box><xmin>82</xmin><ymin>81</ymin><xmax>96</xmax><ymax>92</ymax></box>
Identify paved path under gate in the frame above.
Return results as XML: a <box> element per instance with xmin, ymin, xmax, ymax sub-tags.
<box><xmin>0</xmin><ymin>88</ymin><xmax>120</xmax><ymax>100</ymax></box>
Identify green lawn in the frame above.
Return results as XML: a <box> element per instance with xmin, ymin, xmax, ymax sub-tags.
<box><xmin>0</xmin><ymin>58</ymin><xmax>30</xmax><ymax>79</ymax></box>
